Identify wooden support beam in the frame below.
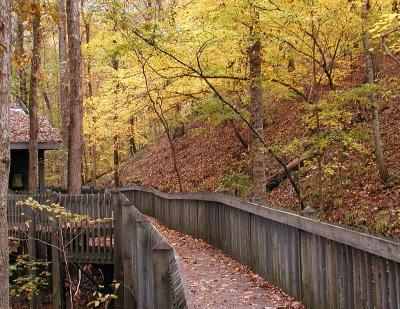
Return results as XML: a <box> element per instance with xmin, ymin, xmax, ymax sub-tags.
<box><xmin>27</xmin><ymin>201</ymin><xmax>37</xmax><ymax>309</ymax></box>
<box><xmin>112</xmin><ymin>192</ymin><xmax>124</xmax><ymax>308</ymax></box>
<box><xmin>134</xmin><ymin>216</ymin><xmax>147</xmax><ymax>308</ymax></box>
<box><xmin>121</xmin><ymin>199</ymin><xmax>136</xmax><ymax>309</ymax></box>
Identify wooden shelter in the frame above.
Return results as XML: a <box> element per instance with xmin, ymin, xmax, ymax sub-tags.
<box><xmin>9</xmin><ymin>101</ymin><xmax>61</xmax><ymax>192</ymax></box>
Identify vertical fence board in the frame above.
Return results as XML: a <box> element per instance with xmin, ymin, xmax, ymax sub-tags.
<box><xmin>396</xmin><ymin>262</ymin><xmax>400</xmax><ymax>309</ymax></box>
<box><xmin>373</xmin><ymin>255</ymin><xmax>383</xmax><ymax>309</ymax></box>
<box><xmin>353</xmin><ymin>248</ymin><xmax>361</xmax><ymax>309</ymax></box>
<box><xmin>345</xmin><ymin>245</ymin><xmax>354</xmax><ymax>309</ymax></box>
<box><xmin>380</xmin><ymin>257</ymin><xmax>389</xmax><ymax>309</ymax></box>
<box><xmin>113</xmin><ymin>193</ymin><xmax>124</xmax><ymax>308</ymax></box>
<box><xmin>326</xmin><ymin>240</ymin><xmax>337</xmax><ymax>309</ymax></box>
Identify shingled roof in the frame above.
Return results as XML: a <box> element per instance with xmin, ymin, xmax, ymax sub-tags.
<box><xmin>10</xmin><ymin>102</ymin><xmax>62</xmax><ymax>149</ymax></box>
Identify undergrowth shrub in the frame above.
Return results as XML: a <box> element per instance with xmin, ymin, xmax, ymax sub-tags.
<box><xmin>218</xmin><ymin>171</ymin><xmax>252</xmax><ymax>197</ymax></box>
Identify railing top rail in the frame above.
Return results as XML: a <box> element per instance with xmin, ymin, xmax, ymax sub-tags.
<box><xmin>116</xmin><ymin>186</ymin><xmax>400</xmax><ymax>263</ymax></box>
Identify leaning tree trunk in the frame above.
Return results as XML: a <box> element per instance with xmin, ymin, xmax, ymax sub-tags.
<box><xmin>0</xmin><ymin>0</ymin><xmax>11</xmax><ymax>306</ymax></box>
<box><xmin>28</xmin><ymin>1</ymin><xmax>42</xmax><ymax>193</ymax></box>
<box><xmin>67</xmin><ymin>0</ymin><xmax>83</xmax><ymax>194</ymax></box>
<box><xmin>129</xmin><ymin>116</ymin><xmax>137</xmax><ymax>157</ymax></box>
<box><xmin>362</xmin><ymin>0</ymin><xmax>390</xmax><ymax>184</ymax></box>
<box><xmin>58</xmin><ymin>0</ymin><xmax>69</xmax><ymax>187</ymax></box>
<box><xmin>248</xmin><ymin>7</ymin><xmax>266</xmax><ymax>200</ymax></box>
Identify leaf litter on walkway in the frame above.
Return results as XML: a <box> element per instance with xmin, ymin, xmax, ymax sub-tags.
<box><xmin>148</xmin><ymin>217</ymin><xmax>305</xmax><ymax>309</ymax></box>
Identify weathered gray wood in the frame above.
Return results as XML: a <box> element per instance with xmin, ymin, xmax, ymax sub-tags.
<box><xmin>373</xmin><ymin>255</ymin><xmax>383</xmax><ymax>309</ymax></box>
<box><xmin>27</xmin><ymin>200</ymin><xmax>38</xmax><ymax>309</ymax></box>
<box><xmin>121</xmin><ymin>200</ymin><xmax>136</xmax><ymax>309</ymax></box>
<box><xmin>325</xmin><ymin>240</ymin><xmax>337</xmax><ymax>309</ymax></box>
<box><xmin>152</xmin><ymin>240</ymin><xmax>173</xmax><ymax>309</ymax></box>
<box><xmin>264</xmin><ymin>218</ymin><xmax>274</xmax><ymax>282</ymax></box>
<box><xmin>345</xmin><ymin>245</ymin><xmax>354</xmax><ymax>309</ymax></box>
<box><xmin>113</xmin><ymin>192</ymin><xmax>124</xmax><ymax>308</ymax></box>
<box><xmin>290</xmin><ymin>227</ymin><xmax>301</xmax><ymax>300</ymax></box>
<box><xmin>9</xmin><ymin>188</ymin><xmax>399</xmax><ymax>309</ymax></box>
<box><xmin>300</xmin><ymin>231</ymin><xmax>311</xmax><ymax>307</ymax></box>
<box><xmin>317</xmin><ymin>235</ymin><xmax>327</xmax><ymax>309</ymax></box>
<box><xmin>359</xmin><ymin>250</ymin><xmax>368</xmax><ymax>308</ymax></box>
<box><xmin>379</xmin><ymin>258</ymin><xmax>389</xmax><ymax>309</ymax></box>
<box><xmin>95</xmin><ymin>193</ymin><xmax>101</xmax><ymax>263</ymax></box>
<box><xmin>134</xmin><ymin>217</ymin><xmax>147</xmax><ymax>309</ymax></box>
<box><xmin>118</xmin><ymin>187</ymin><xmax>400</xmax><ymax>262</ymax></box>
<box><xmin>396</xmin><ymin>262</ymin><xmax>400</xmax><ymax>309</ymax></box>
<box><xmin>336</xmin><ymin>244</ymin><xmax>346</xmax><ymax>309</ymax></box>
<box><xmin>352</xmin><ymin>248</ymin><xmax>361</xmax><ymax>309</ymax></box>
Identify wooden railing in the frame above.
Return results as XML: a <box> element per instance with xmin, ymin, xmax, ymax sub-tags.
<box><xmin>7</xmin><ymin>192</ymin><xmax>192</xmax><ymax>309</ymax></box>
<box><xmin>113</xmin><ymin>192</ymin><xmax>192</xmax><ymax>309</ymax></box>
<box><xmin>7</xmin><ymin>192</ymin><xmax>114</xmax><ymax>264</ymax></box>
<box><xmin>120</xmin><ymin>186</ymin><xmax>400</xmax><ymax>309</ymax></box>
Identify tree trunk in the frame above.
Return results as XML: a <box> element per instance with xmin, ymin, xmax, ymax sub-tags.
<box><xmin>82</xmin><ymin>5</ymin><xmax>96</xmax><ymax>187</ymax></box>
<box><xmin>91</xmin><ymin>144</ymin><xmax>97</xmax><ymax>186</ymax></box>
<box><xmin>0</xmin><ymin>0</ymin><xmax>11</xmax><ymax>306</ymax></box>
<box><xmin>393</xmin><ymin>0</ymin><xmax>399</xmax><ymax>13</ymax></box>
<box><xmin>67</xmin><ymin>0</ymin><xmax>83</xmax><ymax>194</ymax></box>
<box><xmin>58</xmin><ymin>0</ymin><xmax>69</xmax><ymax>187</ymax></box>
<box><xmin>113</xmin><ymin>135</ymin><xmax>120</xmax><ymax>187</ymax></box>
<box><xmin>28</xmin><ymin>2</ymin><xmax>42</xmax><ymax>193</ymax></box>
<box><xmin>83</xmin><ymin>14</ymin><xmax>93</xmax><ymax>97</ymax></box>
<box><xmin>248</xmin><ymin>7</ymin><xmax>266</xmax><ymax>200</ymax></box>
<box><xmin>16</xmin><ymin>15</ymin><xmax>28</xmax><ymax>105</ymax></box>
<box><xmin>362</xmin><ymin>0</ymin><xmax>390</xmax><ymax>184</ymax></box>
<box><xmin>111</xmin><ymin>29</ymin><xmax>120</xmax><ymax>188</ymax></box>
<box><xmin>82</xmin><ymin>142</ymin><xmax>89</xmax><ymax>184</ymax></box>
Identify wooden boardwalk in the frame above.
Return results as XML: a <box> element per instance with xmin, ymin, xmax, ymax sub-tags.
<box><xmin>7</xmin><ymin>191</ymin><xmax>191</xmax><ymax>309</ymax></box>
<box><xmin>121</xmin><ymin>186</ymin><xmax>400</xmax><ymax>309</ymax></box>
<box><xmin>7</xmin><ymin>187</ymin><xmax>400</xmax><ymax>309</ymax></box>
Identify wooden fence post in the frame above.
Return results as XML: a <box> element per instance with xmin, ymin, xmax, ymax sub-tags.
<box><xmin>134</xmin><ymin>217</ymin><xmax>147</xmax><ymax>308</ymax></box>
<box><xmin>152</xmin><ymin>240</ymin><xmax>173</xmax><ymax>309</ymax></box>
<box><xmin>27</xmin><ymin>199</ymin><xmax>37</xmax><ymax>309</ymax></box>
<box><xmin>121</xmin><ymin>198</ymin><xmax>136</xmax><ymax>309</ymax></box>
<box><xmin>112</xmin><ymin>192</ymin><xmax>124</xmax><ymax>308</ymax></box>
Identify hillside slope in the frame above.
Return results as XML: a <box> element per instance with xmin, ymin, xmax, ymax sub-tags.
<box><xmin>108</xmin><ymin>58</ymin><xmax>400</xmax><ymax>236</ymax></box>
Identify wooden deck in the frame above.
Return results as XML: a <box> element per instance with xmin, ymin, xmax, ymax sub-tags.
<box><xmin>7</xmin><ymin>192</ymin><xmax>115</xmax><ymax>264</ymax></box>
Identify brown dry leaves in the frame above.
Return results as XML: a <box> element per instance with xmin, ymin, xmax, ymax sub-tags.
<box><xmin>149</xmin><ymin>217</ymin><xmax>304</xmax><ymax>309</ymax></box>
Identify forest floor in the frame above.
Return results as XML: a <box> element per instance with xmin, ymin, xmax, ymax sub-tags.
<box><xmin>100</xmin><ymin>57</ymin><xmax>400</xmax><ymax>236</ymax></box>
<box><xmin>149</xmin><ymin>217</ymin><xmax>303</xmax><ymax>309</ymax></box>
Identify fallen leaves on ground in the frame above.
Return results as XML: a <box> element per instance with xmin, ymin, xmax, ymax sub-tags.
<box><xmin>149</xmin><ymin>217</ymin><xmax>305</xmax><ymax>309</ymax></box>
